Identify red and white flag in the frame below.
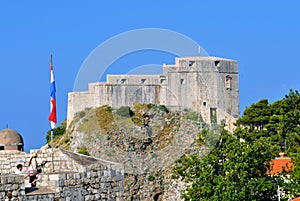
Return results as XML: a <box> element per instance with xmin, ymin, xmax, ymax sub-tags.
<box><xmin>48</xmin><ymin>55</ymin><xmax>57</xmax><ymax>129</ymax></box>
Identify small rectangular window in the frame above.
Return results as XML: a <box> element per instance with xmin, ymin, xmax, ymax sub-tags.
<box><xmin>140</xmin><ymin>79</ymin><xmax>146</xmax><ymax>84</ymax></box>
<box><xmin>180</xmin><ymin>79</ymin><xmax>185</xmax><ymax>84</ymax></box>
<box><xmin>160</xmin><ymin>79</ymin><xmax>166</xmax><ymax>84</ymax></box>
<box><xmin>210</xmin><ymin>108</ymin><xmax>217</xmax><ymax>123</ymax></box>
<box><xmin>203</xmin><ymin>101</ymin><xmax>207</xmax><ymax>106</ymax></box>
<box><xmin>120</xmin><ymin>79</ymin><xmax>126</xmax><ymax>84</ymax></box>
<box><xmin>214</xmin><ymin>61</ymin><xmax>220</xmax><ymax>67</ymax></box>
<box><xmin>225</xmin><ymin>75</ymin><xmax>231</xmax><ymax>90</ymax></box>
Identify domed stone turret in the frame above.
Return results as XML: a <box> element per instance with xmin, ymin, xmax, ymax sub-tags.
<box><xmin>0</xmin><ymin>128</ymin><xmax>24</xmax><ymax>151</ymax></box>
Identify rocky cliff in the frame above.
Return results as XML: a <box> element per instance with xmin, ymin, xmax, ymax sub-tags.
<box><xmin>54</xmin><ymin>104</ymin><xmax>206</xmax><ymax>201</ymax></box>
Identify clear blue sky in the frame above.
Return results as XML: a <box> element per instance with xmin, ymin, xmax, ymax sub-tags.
<box><xmin>0</xmin><ymin>1</ymin><xmax>299</xmax><ymax>152</ymax></box>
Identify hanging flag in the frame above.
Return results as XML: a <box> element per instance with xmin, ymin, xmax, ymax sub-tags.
<box><xmin>48</xmin><ymin>54</ymin><xmax>57</xmax><ymax>129</ymax></box>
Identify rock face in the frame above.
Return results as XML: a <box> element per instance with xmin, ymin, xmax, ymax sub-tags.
<box><xmin>59</xmin><ymin>104</ymin><xmax>208</xmax><ymax>201</ymax></box>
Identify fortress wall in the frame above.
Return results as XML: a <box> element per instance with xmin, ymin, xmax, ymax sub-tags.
<box><xmin>216</xmin><ymin>60</ymin><xmax>239</xmax><ymax>118</ymax></box>
<box><xmin>67</xmin><ymin>91</ymin><xmax>95</xmax><ymax>127</ymax></box>
<box><xmin>0</xmin><ymin>150</ymin><xmax>28</xmax><ymax>174</ymax></box>
<box><xmin>0</xmin><ymin>149</ymin><xmax>124</xmax><ymax>201</ymax></box>
<box><xmin>0</xmin><ymin>174</ymin><xmax>25</xmax><ymax>200</ymax></box>
<box><xmin>164</xmin><ymin>59</ymin><xmax>220</xmax><ymax>123</ymax></box>
<box><xmin>67</xmin><ymin>56</ymin><xmax>239</xmax><ymax>127</ymax></box>
<box><xmin>107</xmin><ymin>74</ymin><xmax>162</xmax><ymax>85</ymax></box>
<box><xmin>0</xmin><ymin>149</ymin><xmax>83</xmax><ymax>175</ymax></box>
<box><xmin>93</xmin><ymin>84</ymin><xmax>161</xmax><ymax>108</ymax></box>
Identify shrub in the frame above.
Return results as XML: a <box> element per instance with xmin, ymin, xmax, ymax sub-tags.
<box><xmin>116</xmin><ymin>106</ymin><xmax>134</xmax><ymax>118</ymax></box>
<box><xmin>158</xmin><ymin>105</ymin><xmax>169</xmax><ymax>113</ymax></box>
<box><xmin>131</xmin><ymin>116</ymin><xmax>143</xmax><ymax>126</ymax></box>
<box><xmin>77</xmin><ymin>111</ymin><xmax>86</xmax><ymax>118</ymax></box>
<box><xmin>147</xmin><ymin>175</ymin><xmax>155</xmax><ymax>181</ymax></box>
<box><xmin>78</xmin><ymin>147</ymin><xmax>90</xmax><ymax>156</ymax></box>
<box><xmin>184</xmin><ymin>110</ymin><xmax>202</xmax><ymax>122</ymax></box>
<box><xmin>64</xmin><ymin>137</ymin><xmax>71</xmax><ymax>144</ymax></box>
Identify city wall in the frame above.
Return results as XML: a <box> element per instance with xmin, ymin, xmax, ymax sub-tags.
<box><xmin>0</xmin><ymin>149</ymin><xmax>124</xmax><ymax>201</ymax></box>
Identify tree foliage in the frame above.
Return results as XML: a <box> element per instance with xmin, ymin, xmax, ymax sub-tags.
<box><xmin>46</xmin><ymin>119</ymin><xmax>66</xmax><ymax>143</ymax></box>
<box><xmin>173</xmin><ymin>89</ymin><xmax>300</xmax><ymax>200</ymax></box>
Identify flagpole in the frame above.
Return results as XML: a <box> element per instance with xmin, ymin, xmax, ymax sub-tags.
<box><xmin>51</xmin><ymin>129</ymin><xmax>54</xmax><ymax>173</ymax></box>
<box><xmin>49</xmin><ymin>54</ymin><xmax>55</xmax><ymax>173</ymax></box>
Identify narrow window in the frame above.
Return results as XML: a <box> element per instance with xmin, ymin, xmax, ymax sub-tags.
<box><xmin>214</xmin><ymin>60</ymin><xmax>220</xmax><ymax>67</ymax></box>
<box><xmin>160</xmin><ymin>79</ymin><xmax>166</xmax><ymax>84</ymax></box>
<box><xmin>180</xmin><ymin>79</ymin><xmax>185</xmax><ymax>84</ymax></box>
<box><xmin>203</xmin><ymin>101</ymin><xmax>207</xmax><ymax>106</ymax></box>
<box><xmin>210</xmin><ymin>108</ymin><xmax>217</xmax><ymax>123</ymax></box>
<box><xmin>225</xmin><ymin>75</ymin><xmax>231</xmax><ymax>90</ymax></box>
<box><xmin>140</xmin><ymin>79</ymin><xmax>146</xmax><ymax>84</ymax></box>
<box><xmin>120</xmin><ymin>79</ymin><xmax>126</xmax><ymax>84</ymax></box>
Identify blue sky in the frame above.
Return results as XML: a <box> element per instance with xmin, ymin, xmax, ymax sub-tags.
<box><xmin>0</xmin><ymin>1</ymin><xmax>299</xmax><ymax>152</ymax></box>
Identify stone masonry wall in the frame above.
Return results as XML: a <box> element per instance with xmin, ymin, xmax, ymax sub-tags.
<box><xmin>0</xmin><ymin>149</ymin><xmax>124</xmax><ymax>201</ymax></box>
<box><xmin>0</xmin><ymin>149</ymin><xmax>77</xmax><ymax>175</ymax></box>
<box><xmin>0</xmin><ymin>174</ymin><xmax>25</xmax><ymax>200</ymax></box>
<box><xmin>67</xmin><ymin>56</ymin><xmax>239</xmax><ymax>128</ymax></box>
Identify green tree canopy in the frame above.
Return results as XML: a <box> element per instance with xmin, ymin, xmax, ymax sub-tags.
<box><xmin>173</xmin><ymin>89</ymin><xmax>300</xmax><ymax>200</ymax></box>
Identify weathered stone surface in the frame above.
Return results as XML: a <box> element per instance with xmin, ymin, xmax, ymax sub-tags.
<box><xmin>67</xmin><ymin>56</ymin><xmax>239</xmax><ymax>130</ymax></box>
<box><xmin>0</xmin><ymin>148</ymin><xmax>124</xmax><ymax>201</ymax></box>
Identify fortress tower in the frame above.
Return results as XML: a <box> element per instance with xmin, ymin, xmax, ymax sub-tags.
<box><xmin>67</xmin><ymin>56</ymin><xmax>239</xmax><ymax>128</ymax></box>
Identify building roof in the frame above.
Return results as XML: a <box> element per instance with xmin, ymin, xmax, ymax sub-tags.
<box><xmin>268</xmin><ymin>153</ymin><xmax>294</xmax><ymax>174</ymax></box>
<box><xmin>181</xmin><ymin>56</ymin><xmax>236</xmax><ymax>62</ymax></box>
<box><xmin>291</xmin><ymin>197</ymin><xmax>300</xmax><ymax>201</ymax></box>
<box><xmin>0</xmin><ymin>128</ymin><xmax>24</xmax><ymax>146</ymax></box>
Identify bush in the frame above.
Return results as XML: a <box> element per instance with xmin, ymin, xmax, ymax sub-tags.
<box><xmin>131</xmin><ymin>116</ymin><xmax>143</xmax><ymax>126</ymax></box>
<box><xmin>78</xmin><ymin>147</ymin><xmax>90</xmax><ymax>156</ymax></box>
<box><xmin>184</xmin><ymin>110</ymin><xmax>202</xmax><ymax>122</ymax></box>
<box><xmin>77</xmin><ymin>111</ymin><xmax>86</xmax><ymax>118</ymax></box>
<box><xmin>64</xmin><ymin>137</ymin><xmax>71</xmax><ymax>144</ymax></box>
<box><xmin>158</xmin><ymin>105</ymin><xmax>169</xmax><ymax>113</ymax></box>
<box><xmin>147</xmin><ymin>175</ymin><xmax>155</xmax><ymax>181</ymax></box>
<box><xmin>116</xmin><ymin>106</ymin><xmax>134</xmax><ymax>118</ymax></box>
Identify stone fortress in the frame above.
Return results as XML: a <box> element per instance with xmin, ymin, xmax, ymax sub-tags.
<box><xmin>0</xmin><ymin>55</ymin><xmax>239</xmax><ymax>200</ymax></box>
<box><xmin>67</xmin><ymin>56</ymin><xmax>239</xmax><ymax>129</ymax></box>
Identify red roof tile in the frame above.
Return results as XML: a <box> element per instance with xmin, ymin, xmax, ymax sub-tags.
<box><xmin>268</xmin><ymin>153</ymin><xmax>293</xmax><ymax>175</ymax></box>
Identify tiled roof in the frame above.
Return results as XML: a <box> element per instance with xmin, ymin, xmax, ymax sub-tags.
<box><xmin>268</xmin><ymin>153</ymin><xmax>293</xmax><ymax>174</ymax></box>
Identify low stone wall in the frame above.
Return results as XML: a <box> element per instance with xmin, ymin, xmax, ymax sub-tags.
<box><xmin>0</xmin><ymin>148</ymin><xmax>95</xmax><ymax>175</ymax></box>
<box><xmin>0</xmin><ymin>149</ymin><xmax>124</xmax><ymax>200</ymax></box>
<box><xmin>0</xmin><ymin>150</ymin><xmax>28</xmax><ymax>174</ymax></box>
<box><xmin>0</xmin><ymin>174</ymin><xmax>25</xmax><ymax>200</ymax></box>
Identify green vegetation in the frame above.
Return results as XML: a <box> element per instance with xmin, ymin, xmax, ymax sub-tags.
<box><xmin>95</xmin><ymin>105</ymin><xmax>118</xmax><ymax>133</ymax></box>
<box><xmin>173</xmin><ymin>89</ymin><xmax>300</xmax><ymax>201</ymax></box>
<box><xmin>131</xmin><ymin>116</ymin><xmax>143</xmax><ymax>126</ymax></box>
<box><xmin>147</xmin><ymin>175</ymin><xmax>155</xmax><ymax>182</ymax></box>
<box><xmin>46</xmin><ymin>120</ymin><xmax>67</xmax><ymax>144</ymax></box>
<box><xmin>157</xmin><ymin>105</ymin><xmax>169</xmax><ymax>113</ymax></box>
<box><xmin>78</xmin><ymin>147</ymin><xmax>90</xmax><ymax>156</ymax></box>
<box><xmin>183</xmin><ymin>109</ymin><xmax>202</xmax><ymax>122</ymax></box>
<box><xmin>116</xmin><ymin>106</ymin><xmax>134</xmax><ymax>117</ymax></box>
<box><xmin>64</xmin><ymin>137</ymin><xmax>70</xmax><ymax>144</ymax></box>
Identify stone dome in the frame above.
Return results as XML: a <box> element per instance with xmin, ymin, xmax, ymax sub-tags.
<box><xmin>0</xmin><ymin>128</ymin><xmax>24</xmax><ymax>151</ymax></box>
